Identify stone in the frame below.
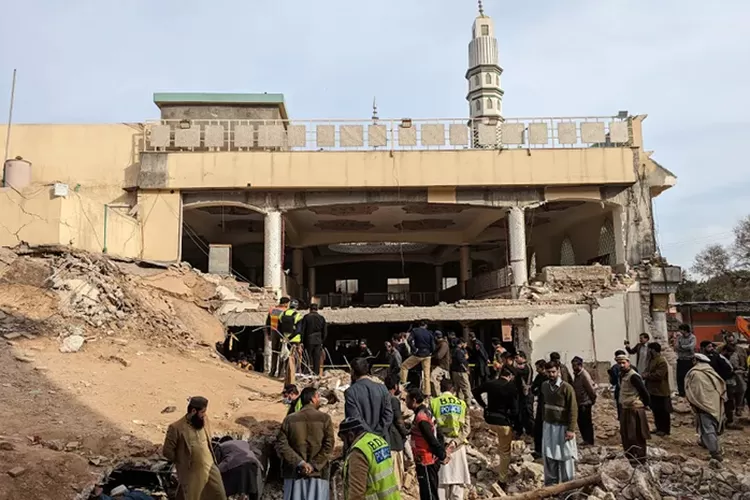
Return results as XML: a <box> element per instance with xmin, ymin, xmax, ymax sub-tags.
<box><xmin>517</xmin><ymin>462</ymin><xmax>544</xmax><ymax>483</ymax></box>
<box><xmin>0</xmin><ymin>442</ymin><xmax>15</xmax><ymax>451</ymax></box>
<box><xmin>21</xmin><ymin>333</ymin><xmax>36</xmax><ymax>340</ymax></box>
<box><xmin>108</xmin><ymin>355</ymin><xmax>130</xmax><ymax>367</ymax></box>
<box><xmin>709</xmin><ymin>458</ymin><xmax>724</xmax><ymax>470</ymax></box>
<box><xmin>161</xmin><ymin>406</ymin><xmax>176</xmax><ymax>414</ymax></box>
<box><xmin>65</xmin><ymin>441</ymin><xmax>80</xmax><ymax>450</ymax></box>
<box><xmin>60</xmin><ymin>334</ymin><xmax>85</xmax><ymax>353</ymax></box>
<box><xmin>34</xmin><ymin>366</ymin><xmax>49</xmax><ymax>372</ymax></box>
<box><xmin>2</xmin><ymin>332</ymin><xmax>21</xmax><ymax>340</ymax></box>
<box><xmin>490</xmin><ymin>483</ymin><xmax>506</xmax><ymax>497</ymax></box>
<box><xmin>7</xmin><ymin>467</ymin><xmax>25</xmax><ymax>477</ymax></box>
<box><xmin>14</xmin><ymin>353</ymin><xmax>34</xmax><ymax>363</ymax></box>
<box><xmin>111</xmin><ymin>338</ymin><xmax>128</xmax><ymax>346</ymax></box>
<box><xmin>682</xmin><ymin>462</ymin><xmax>702</xmax><ymax>477</ymax></box>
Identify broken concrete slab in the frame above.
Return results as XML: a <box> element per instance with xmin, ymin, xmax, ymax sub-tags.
<box><xmin>7</xmin><ymin>467</ymin><xmax>25</xmax><ymax>478</ymax></box>
<box><xmin>60</xmin><ymin>334</ymin><xmax>85</xmax><ymax>353</ymax></box>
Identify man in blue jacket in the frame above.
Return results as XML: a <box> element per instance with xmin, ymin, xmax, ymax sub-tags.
<box><xmin>400</xmin><ymin>320</ymin><xmax>436</xmax><ymax>396</ymax></box>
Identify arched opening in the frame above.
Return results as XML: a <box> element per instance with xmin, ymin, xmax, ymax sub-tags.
<box><xmin>485</xmin><ymin>73</ymin><xmax>492</xmax><ymax>84</ymax></box>
<box><xmin>598</xmin><ymin>218</ymin><xmax>615</xmax><ymax>265</ymax></box>
<box><xmin>560</xmin><ymin>237</ymin><xmax>575</xmax><ymax>266</ymax></box>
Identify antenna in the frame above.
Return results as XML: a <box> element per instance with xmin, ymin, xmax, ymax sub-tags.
<box><xmin>371</xmin><ymin>97</ymin><xmax>379</xmax><ymax>122</ymax></box>
<box><xmin>4</xmin><ymin>69</ymin><xmax>16</xmax><ymax>163</ymax></box>
<box><xmin>478</xmin><ymin>0</ymin><xmax>484</xmax><ymax>16</ymax></box>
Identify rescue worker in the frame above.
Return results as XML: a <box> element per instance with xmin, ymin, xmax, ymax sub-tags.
<box><xmin>340</xmin><ymin>417</ymin><xmax>400</xmax><ymax>500</ymax></box>
<box><xmin>430</xmin><ymin>379</ymin><xmax>471</xmax><ymax>500</ymax></box>
<box><xmin>407</xmin><ymin>388</ymin><xmax>447</xmax><ymax>500</ymax></box>
<box><xmin>267</xmin><ymin>297</ymin><xmax>290</xmax><ymax>376</ymax></box>
<box><xmin>279</xmin><ymin>299</ymin><xmax>304</xmax><ymax>385</ymax></box>
<box><xmin>282</xmin><ymin>384</ymin><xmax>302</xmax><ymax>416</ymax></box>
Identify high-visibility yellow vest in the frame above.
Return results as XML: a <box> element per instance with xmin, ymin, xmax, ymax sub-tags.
<box><xmin>430</xmin><ymin>392</ymin><xmax>467</xmax><ymax>440</ymax></box>
<box><xmin>344</xmin><ymin>432</ymin><xmax>400</xmax><ymax>500</ymax></box>
<box><xmin>280</xmin><ymin>308</ymin><xmax>303</xmax><ymax>343</ymax></box>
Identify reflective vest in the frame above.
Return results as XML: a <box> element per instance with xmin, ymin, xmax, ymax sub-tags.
<box><xmin>267</xmin><ymin>305</ymin><xmax>287</xmax><ymax>332</ymax></box>
<box><xmin>344</xmin><ymin>432</ymin><xmax>400</xmax><ymax>500</ymax></box>
<box><xmin>430</xmin><ymin>392</ymin><xmax>467</xmax><ymax>440</ymax></box>
<box><xmin>280</xmin><ymin>308</ymin><xmax>303</xmax><ymax>343</ymax></box>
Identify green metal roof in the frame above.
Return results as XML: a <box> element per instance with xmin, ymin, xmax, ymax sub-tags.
<box><xmin>153</xmin><ymin>92</ymin><xmax>285</xmax><ymax>105</ymax></box>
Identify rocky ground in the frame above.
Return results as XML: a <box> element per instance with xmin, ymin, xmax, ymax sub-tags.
<box><xmin>2</xmin><ymin>246</ymin><xmax>750</xmax><ymax>499</ymax></box>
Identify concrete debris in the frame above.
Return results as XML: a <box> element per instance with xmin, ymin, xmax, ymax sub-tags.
<box><xmin>2</xmin><ymin>332</ymin><xmax>21</xmax><ymax>340</ymax></box>
<box><xmin>7</xmin><ymin>467</ymin><xmax>26</xmax><ymax>478</ymax></box>
<box><xmin>13</xmin><ymin>353</ymin><xmax>35</xmax><ymax>363</ymax></box>
<box><xmin>59</xmin><ymin>334</ymin><xmax>85</xmax><ymax>353</ymax></box>
<box><xmin>160</xmin><ymin>406</ymin><xmax>176</xmax><ymax>414</ymax></box>
<box><xmin>0</xmin><ymin>442</ymin><xmax>15</xmax><ymax>451</ymax></box>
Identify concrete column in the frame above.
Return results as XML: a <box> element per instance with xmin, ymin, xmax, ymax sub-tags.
<box><xmin>263</xmin><ymin>210</ymin><xmax>283</xmax><ymax>292</ymax></box>
<box><xmin>435</xmin><ymin>265</ymin><xmax>443</xmax><ymax>293</ymax></box>
<box><xmin>508</xmin><ymin>206</ymin><xmax>528</xmax><ymax>293</ymax></box>
<box><xmin>459</xmin><ymin>245</ymin><xmax>471</xmax><ymax>297</ymax></box>
<box><xmin>612</xmin><ymin>205</ymin><xmax>627</xmax><ymax>269</ymax></box>
<box><xmin>308</xmin><ymin>266</ymin><xmax>317</xmax><ymax>297</ymax></box>
<box><xmin>651</xmin><ymin>293</ymin><xmax>677</xmax><ymax>391</ymax></box>
<box><xmin>291</xmin><ymin>248</ymin><xmax>304</xmax><ymax>285</ymax></box>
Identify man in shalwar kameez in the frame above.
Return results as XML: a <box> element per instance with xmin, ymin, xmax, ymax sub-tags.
<box><xmin>430</xmin><ymin>378</ymin><xmax>472</xmax><ymax>500</ymax></box>
<box><xmin>163</xmin><ymin>396</ymin><xmax>227</xmax><ymax>500</ymax></box>
<box><xmin>540</xmin><ymin>361</ymin><xmax>578</xmax><ymax>486</ymax></box>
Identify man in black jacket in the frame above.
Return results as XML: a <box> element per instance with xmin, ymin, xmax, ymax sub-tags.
<box><xmin>384</xmin><ymin>375</ymin><xmax>409</xmax><ymax>488</ymax></box>
<box><xmin>300</xmin><ymin>303</ymin><xmax>327</xmax><ymax>376</ymax></box>
<box><xmin>468</xmin><ymin>332</ymin><xmax>490</xmax><ymax>388</ymax></box>
<box><xmin>451</xmin><ymin>338</ymin><xmax>472</xmax><ymax>405</ymax></box>
<box><xmin>401</xmin><ymin>321</ymin><xmax>436</xmax><ymax>396</ymax></box>
<box><xmin>531</xmin><ymin>359</ymin><xmax>547</xmax><ymax>458</ymax></box>
<box><xmin>472</xmin><ymin>366</ymin><xmax>518</xmax><ymax>490</ymax></box>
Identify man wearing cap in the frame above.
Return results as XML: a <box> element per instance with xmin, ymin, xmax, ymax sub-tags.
<box><xmin>276</xmin><ymin>387</ymin><xmax>335</xmax><ymax>500</ymax></box>
<box><xmin>571</xmin><ymin>356</ymin><xmax>597</xmax><ymax>446</ymax></box>
<box><xmin>339</xmin><ymin>417</ymin><xmax>400</xmax><ymax>500</ymax></box>
<box><xmin>608</xmin><ymin>350</ymin><xmax>628</xmax><ymax>420</ymax></box>
<box><xmin>685</xmin><ymin>353</ymin><xmax>726</xmax><ymax>461</ymax></box>
<box><xmin>615</xmin><ymin>354</ymin><xmax>651</xmax><ymax>466</ymax></box>
<box><xmin>720</xmin><ymin>331</ymin><xmax>748</xmax><ymax>420</ymax></box>
<box><xmin>279</xmin><ymin>299</ymin><xmax>304</xmax><ymax>385</ymax></box>
<box><xmin>283</xmin><ymin>384</ymin><xmax>302</xmax><ymax>416</ymax></box>
<box><xmin>268</xmin><ymin>297</ymin><xmax>290</xmax><ymax>375</ymax></box>
<box><xmin>430</xmin><ymin>331</ymin><xmax>451</xmax><ymax>396</ymax></box>
<box><xmin>163</xmin><ymin>396</ymin><xmax>227</xmax><ymax>500</ymax></box>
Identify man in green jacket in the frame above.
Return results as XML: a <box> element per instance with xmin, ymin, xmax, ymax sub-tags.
<box><xmin>642</xmin><ymin>343</ymin><xmax>671</xmax><ymax>436</ymax></box>
<box><xmin>540</xmin><ymin>361</ymin><xmax>578</xmax><ymax>486</ymax></box>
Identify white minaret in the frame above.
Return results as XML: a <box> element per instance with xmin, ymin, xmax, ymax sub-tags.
<box><xmin>466</xmin><ymin>0</ymin><xmax>503</xmax><ymax>125</ymax></box>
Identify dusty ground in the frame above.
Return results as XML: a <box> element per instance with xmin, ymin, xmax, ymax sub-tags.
<box><xmin>0</xmin><ymin>334</ymin><xmax>285</xmax><ymax>499</ymax></box>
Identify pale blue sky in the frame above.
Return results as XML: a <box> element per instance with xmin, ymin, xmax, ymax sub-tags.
<box><xmin>1</xmin><ymin>0</ymin><xmax>748</xmax><ymax>269</ymax></box>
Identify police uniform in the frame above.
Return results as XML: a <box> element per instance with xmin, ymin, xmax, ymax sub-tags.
<box><xmin>343</xmin><ymin>432</ymin><xmax>400</xmax><ymax>500</ymax></box>
<box><xmin>430</xmin><ymin>392</ymin><xmax>472</xmax><ymax>500</ymax></box>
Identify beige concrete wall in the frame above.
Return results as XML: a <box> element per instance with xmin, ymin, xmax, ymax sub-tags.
<box><xmin>532</xmin><ymin>210</ymin><xmax>613</xmax><ymax>268</ymax></box>
<box><xmin>58</xmin><ymin>195</ymin><xmax>141</xmax><ymax>258</ymax></box>
<box><xmin>0</xmin><ymin>186</ymin><xmax>63</xmax><ymax>246</ymax></box>
<box><xmin>158</xmin><ymin>148</ymin><xmax>635</xmax><ymax>189</ymax></box>
<box><xmin>0</xmin><ymin>124</ymin><xmax>141</xmax><ymax>204</ymax></box>
<box><xmin>137</xmin><ymin>191</ymin><xmax>181</xmax><ymax>262</ymax></box>
<box><xmin>0</xmin><ymin>185</ymin><xmax>140</xmax><ymax>258</ymax></box>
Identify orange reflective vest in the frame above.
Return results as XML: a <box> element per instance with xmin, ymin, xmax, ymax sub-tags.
<box><xmin>267</xmin><ymin>305</ymin><xmax>288</xmax><ymax>332</ymax></box>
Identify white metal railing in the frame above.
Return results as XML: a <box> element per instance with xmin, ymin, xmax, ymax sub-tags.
<box><xmin>140</xmin><ymin>116</ymin><xmax>631</xmax><ymax>153</ymax></box>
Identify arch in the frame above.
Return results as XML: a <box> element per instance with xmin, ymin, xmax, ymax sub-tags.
<box><xmin>182</xmin><ymin>200</ymin><xmax>267</xmax><ymax>216</ymax></box>
<box><xmin>598</xmin><ymin>218</ymin><xmax>615</xmax><ymax>265</ymax></box>
<box><xmin>474</xmin><ymin>75</ymin><xmax>480</xmax><ymax>86</ymax></box>
<box><xmin>485</xmin><ymin>73</ymin><xmax>492</xmax><ymax>84</ymax></box>
<box><xmin>486</xmin><ymin>98</ymin><xmax>493</xmax><ymax>109</ymax></box>
<box><xmin>475</xmin><ymin>99</ymin><xmax>481</xmax><ymax>111</ymax></box>
<box><xmin>560</xmin><ymin>237</ymin><xmax>575</xmax><ymax>266</ymax></box>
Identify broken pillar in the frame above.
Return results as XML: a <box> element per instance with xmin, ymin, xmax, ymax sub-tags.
<box><xmin>208</xmin><ymin>244</ymin><xmax>232</xmax><ymax>275</ymax></box>
<box><xmin>308</xmin><ymin>266</ymin><xmax>317</xmax><ymax>297</ymax></box>
<box><xmin>508</xmin><ymin>206</ymin><xmax>528</xmax><ymax>297</ymax></box>
<box><xmin>460</xmin><ymin>245</ymin><xmax>471</xmax><ymax>298</ymax></box>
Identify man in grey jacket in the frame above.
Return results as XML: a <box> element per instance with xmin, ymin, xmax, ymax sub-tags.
<box><xmin>674</xmin><ymin>324</ymin><xmax>696</xmax><ymax>397</ymax></box>
<box><xmin>344</xmin><ymin>357</ymin><xmax>394</xmax><ymax>438</ymax></box>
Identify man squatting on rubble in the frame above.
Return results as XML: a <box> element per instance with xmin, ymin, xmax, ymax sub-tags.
<box><xmin>431</xmin><ymin>378</ymin><xmax>471</xmax><ymax>500</ymax></box>
<box><xmin>401</xmin><ymin>320</ymin><xmax>436</xmax><ymax>396</ymax></box>
<box><xmin>473</xmin><ymin>365</ymin><xmax>518</xmax><ymax>490</ymax></box>
<box><xmin>276</xmin><ymin>387</ymin><xmax>335</xmax><ymax>500</ymax></box>
<box><xmin>163</xmin><ymin>396</ymin><xmax>227</xmax><ymax>500</ymax></box>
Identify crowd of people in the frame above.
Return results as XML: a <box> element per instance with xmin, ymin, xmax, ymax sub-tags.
<box><xmin>154</xmin><ymin>314</ymin><xmax>750</xmax><ymax>500</ymax></box>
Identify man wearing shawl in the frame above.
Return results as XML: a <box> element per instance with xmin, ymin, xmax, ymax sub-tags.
<box><xmin>615</xmin><ymin>354</ymin><xmax>651</xmax><ymax>466</ymax></box>
<box><xmin>163</xmin><ymin>396</ymin><xmax>227</xmax><ymax>500</ymax></box>
<box><xmin>685</xmin><ymin>353</ymin><xmax>727</xmax><ymax>461</ymax></box>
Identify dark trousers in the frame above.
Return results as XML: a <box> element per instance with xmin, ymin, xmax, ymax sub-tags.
<box><xmin>676</xmin><ymin>359</ymin><xmax>693</xmax><ymax>397</ymax></box>
<box><xmin>516</xmin><ymin>395</ymin><xmax>534</xmax><ymax>436</ymax></box>
<box><xmin>307</xmin><ymin>343</ymin><xmax>322</xmax><ymax>375</ymax></box>
<box><xmin>534</xmin><ymin>405</ymin><xmax>544</xmax><ymax>454</ymax></box>
<box><xmin>650</xmin><ymin>395</ymin><xmax>671</xmax><ymax>435</ymax></box>
<box><xmin>416</xmin><ymin>463</ymin><xmax>439</xmax><ymax>500</ymax></box>
<box><xmin>578</xmin><ymin>404</ymin><xmax>595</xmax><ymax>445</ymax></box>
<box><xmin>614</xmin><ymin>387</ymin><xmax>622</xmax><ymax>420</ymax></box>
<box><xmin>270</xmin><ymin>333</ymin><xmax>282</xmax><ymax>376</ymax></box>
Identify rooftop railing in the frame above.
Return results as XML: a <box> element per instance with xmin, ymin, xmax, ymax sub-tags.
<box><xmin>141</xmin><ymin>116</ymin><xmax>632</xmax><ymax>153</ymax></box>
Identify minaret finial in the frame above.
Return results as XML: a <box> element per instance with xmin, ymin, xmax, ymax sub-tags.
<box><xmin>478</xmin><ymin>0</ymin><xmax>484</xmax><ymax>16</ymax></box>
<box><xmin>371</xmin><ymin>97</ymin><xmax>379</xmax><ymax>121</ymax></box>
